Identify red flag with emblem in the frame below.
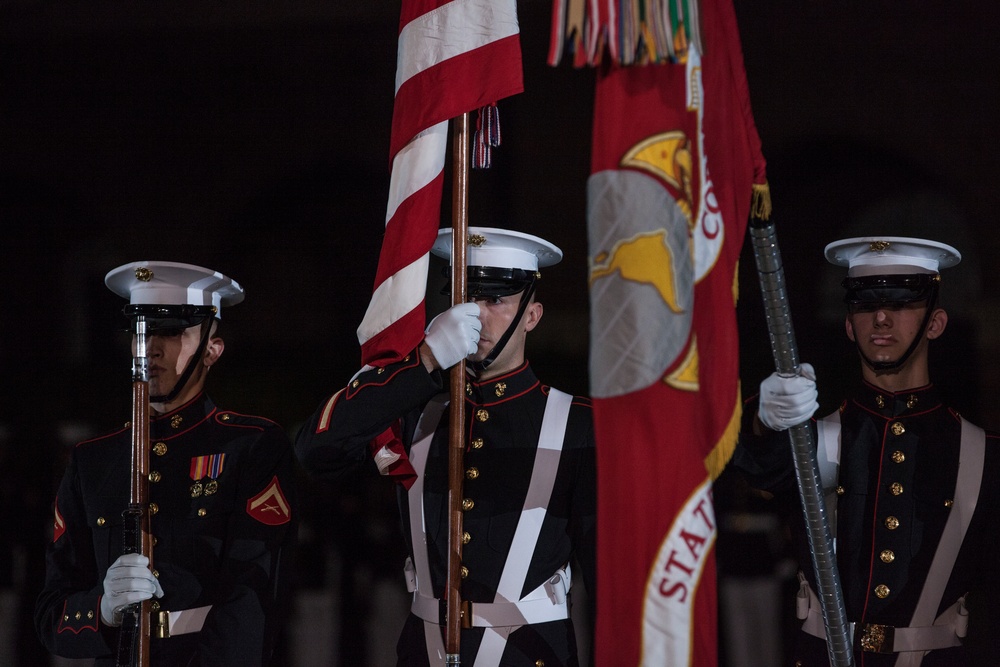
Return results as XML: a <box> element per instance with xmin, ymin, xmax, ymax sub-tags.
<box><xmin>573</xmin><ymin>0</ymin><xmax>768</xmax><ymax>663</ymax></box>
<box><xmin>357</xmin><ymin>0</ymin><xmax>524</xmax><ymax>366</ymax></box>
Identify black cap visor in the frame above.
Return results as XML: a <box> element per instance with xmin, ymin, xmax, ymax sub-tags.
<box><xmin>843</xmin><ymin>274</ymin><xmax>938</xmax><ymax>311</ymax></box>
<box><xmin>123</xmin><ymin>304</ymin><xmax>218</xmax><ymax>332</ymax></box>
<box><xmin>439</xmin><ymin>266</ymin><xmax>537</xmax><ymax>299</ymax></box>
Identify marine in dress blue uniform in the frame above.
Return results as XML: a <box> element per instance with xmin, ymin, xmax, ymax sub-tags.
<box><xmin>735</xmin><ymin>238</ymin><xmax>1000</xmax><ymax>666</ymax></box>
<box><xmin>296</xmin><ymin>228</ymin><xmax>596</xmax><ymax>666</ymax></box>
<box><xmin>35</xmin><ymin>262</ymin><xmax>297</xmax><ymax>666</ymax></box>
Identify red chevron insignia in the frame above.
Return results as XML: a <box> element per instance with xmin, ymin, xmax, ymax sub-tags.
<box><xmin>246</xmin><ymin>476</ymin><xmax>291</xmax><ymax>526</ymax></box>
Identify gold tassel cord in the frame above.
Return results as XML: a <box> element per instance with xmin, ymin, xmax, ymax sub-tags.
<box><xmin>751</xmin><ymin>181</ymin><xmax>772</xmax><ymax>221</ymax></box>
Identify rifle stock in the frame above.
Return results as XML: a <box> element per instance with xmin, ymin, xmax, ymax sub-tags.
<box><xmin>116</xmin><ymin>317</ymin><xmax>152</xmax><ymax>667</ymax></box>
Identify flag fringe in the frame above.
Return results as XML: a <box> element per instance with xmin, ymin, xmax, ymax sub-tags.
<box><xmin>704</xmin><ymin>383</ymin><xmax>741</xmax><ymax>481</ymax></box>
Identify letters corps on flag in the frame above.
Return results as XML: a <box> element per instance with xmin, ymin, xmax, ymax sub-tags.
<box><xmin>357</xmin><ymin>0</ymin><xmax>524</xmax><ymax>367</ymax></box>
<box><xmin>584</xmin><ymin>0</ymin><xmax>768</xmax><ymax>664</ymax></box>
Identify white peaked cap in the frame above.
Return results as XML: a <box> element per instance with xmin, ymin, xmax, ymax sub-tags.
<box><xmin>824</xmin><ymin>236</ymin><xmax>961</xmax><ymax>277</ymax></box>
<box><xmin>105</xmin><ymin>261</ymin><xmax>245</xmax><ymax>316</ymax></box>
<box><xmin>432</xmin><ymin>227</ymin><xmax>563</xmax><ymax>271</ymax></box>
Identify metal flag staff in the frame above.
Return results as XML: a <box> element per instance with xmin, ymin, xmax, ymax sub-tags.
<box><xmin>748</xmin><ymin>217</ymin><xmax>855</xmax><ymax>667</ymax></box>
<box><xmin>115</xmin><ymin>310</ymin><xmax>153</xmax><ymax>667</ymax></box>
<box><xmin>445</xmin><ymin>111</ymin><xmax>470</xmax><ymax>664</ymax></box>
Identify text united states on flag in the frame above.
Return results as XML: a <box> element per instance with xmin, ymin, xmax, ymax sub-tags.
<box><xmin>358</xmin><ymin>0</ymin><xmax>524</xmax><ymax>366</ymax></box>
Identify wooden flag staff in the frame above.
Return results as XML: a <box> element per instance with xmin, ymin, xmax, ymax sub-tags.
<box><xmin>445</xmin><ymin>111</ymin><xmax>470</xmax><ymax>664</ymax></box>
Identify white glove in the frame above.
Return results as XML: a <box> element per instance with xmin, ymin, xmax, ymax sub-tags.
<box><xmin>424</xmin><ymin>302</ymin><xmax>482</xmax><ymax>369</ymax></box>
<box><xmin>758</xmin><ymin>363</ymin><xmax>819</xmax><ymax>431</ymax></box>
<box><xmin>100</xmin><ymin>553</ymin><xmax>164</xmax><ymax>627</ymax></box>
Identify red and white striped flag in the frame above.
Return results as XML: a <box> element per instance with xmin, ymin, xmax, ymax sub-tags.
<box><xmin>358</xmin><ymin>0</ymin><xmax>524</xmax><ymax>366</ymax></box>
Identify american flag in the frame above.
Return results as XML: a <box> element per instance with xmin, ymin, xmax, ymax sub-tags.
<box><xmin>358</xmin><ymin>0</ymin><xmax>524</xmax><ymax>366</ymax></box>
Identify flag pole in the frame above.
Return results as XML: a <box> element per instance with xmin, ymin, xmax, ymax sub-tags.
<box><xmin>748</xmin><ymin>217</ymin><xmax>855</xmax><ymax>667</ymax></box>
<box><xmin>445</xmin><ymin>111</ymin><xmax>470</xmax><ymax>664</ymax></box>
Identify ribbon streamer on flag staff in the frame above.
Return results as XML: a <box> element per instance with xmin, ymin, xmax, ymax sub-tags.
<box><xmin>548</xmin><ymin>0</ymin><xmax>703</xmax><ymax>66</ymax></box>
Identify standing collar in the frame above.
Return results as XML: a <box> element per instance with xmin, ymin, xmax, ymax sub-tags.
<box><xmin>464</xmin><ymin>361</ymin><xmax>539</xmax><ymax>405</ymax></box>
<box><xmin>150</xmin><ymin>393</ymin><xmax>216</xmax><ymax>438</ymax></box>
<box><xmin>854</xmin><ymin>380</ymin><xmax>942</xmax><ymax>418</ymax></box>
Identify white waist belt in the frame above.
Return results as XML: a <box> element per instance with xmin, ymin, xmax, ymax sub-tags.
<box><xmin>411</xmin><ymin>593</ymin><xmax>568</xmax><ymax>628</ymax></box>
<box><xmin>797</xmin><ymin>575</ymin><xmax>966</xmax><ymax>653</ymax></box>
<box><xmin>155</xmin><ymin>604</ymin><xmax>212</xmax><ymax>638</ymax></box>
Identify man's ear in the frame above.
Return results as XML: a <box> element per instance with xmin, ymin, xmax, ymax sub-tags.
<box><xmin>844</xmin><ymin>315</ymin><xmax>856</xmax><ymax>342</ymax></box>
<box><xmin>523</xmin><ymin>301</ymin><xmax>543</xmax><ymax>333</ymax></box>
<box><xmin>925</xmin><ymin>308</ymin><xmax>948</xmax><ymax>340</ymax></box>
<box><xmin>203</xmin><ymin>337</ymin><xmax>225</xmax><ymax>367</ymax></box>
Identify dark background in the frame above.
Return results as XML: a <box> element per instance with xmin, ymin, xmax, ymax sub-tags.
<box><xmin>3</xmin><ymin>1</ymin><xmax>999</xmax><ymax>664</ymax></box>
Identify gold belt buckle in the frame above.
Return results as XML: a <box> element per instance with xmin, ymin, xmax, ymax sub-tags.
<box><xmin>155</xmin><ymin>610</ymin><xmax>170</xmax><ymax>639</ymax></box>
<box><xmin>860</xmin><ymin>623</ymin><xmax>894</xmax><ymax>653</ymax></box>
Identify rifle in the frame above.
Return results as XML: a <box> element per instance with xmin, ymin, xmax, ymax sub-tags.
<box><xmin>115</xmin><ymin>312</ymin><xmax>153</xmax><ymax>667</ymax></box>
<box><xmin>445</xmin><ymin>111</ymin><xmax>470</xmax><ymax>665</ymax></box>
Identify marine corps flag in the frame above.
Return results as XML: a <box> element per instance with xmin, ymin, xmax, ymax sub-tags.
<box><xmin>569</xmin><ymin>0</ymin><xmax>769</xmax><ymax>663</ymax></box>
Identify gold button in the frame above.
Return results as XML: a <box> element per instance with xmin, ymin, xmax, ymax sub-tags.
<box><xmin>153</xmin><ymin>442</ymin><xmax>168</xmax><ymax>456</ymax></box>
<box><xmin>875</xmin><ymin>584</ymin><xmax>890</xmax><ymax>599</ymax></box>
<box><xmin>96</xmin><ymin>517</ymin><xmax>106</xmax><ymax>527</ymax></box>
<box><xmin>221</xmin><ymin>414</ymin><xmax>230</xmax><ymax>421</ymax></box>
<box><xmin>471</xmin><ymin>438</ymin><xmax>484</xmax><ymax>449</ymax></box>
<box><xmin>836</xmin><ymin>486</ymin><xmax>845</xmax><ymax>496</ymax></box>
<box><xmin>151</xmin><ymin>569</ymin><xmax>159</xmax><ymax>578</ymax></box>
<box><xmin>891</xmin><ymin>422</ymin><xmax>905</xmax><ymax>436</ymax></box>
<box><xmin>460</xmin><ymin>566</ymin><xmax>469</xmax><ymax>579</ymax></box>
<box><xmin>149</xmin><ymin>471</ymin><xmax>161</xmax><ymax>483</ymax></box>
<box><xmin>404</xmin><ymin>355</ymin><xmax>410</xmax><ymax>362</ymax></box>
<box><xmin>198</xmin><ymin>508</ymin><xmax>207</xmax><ymax>517</ymax></box>
<box><xmin>906</xmin><ymin>394</ymin><xmax>918</xmax><ymax>409</ymax></box>
<box><xmin>149</xmin><ymin>503</ymin><xmax>159</xmax><ymax>515</ymax></box>
<box><xmin>63</xmin><ymin>615</ymin><xmax>69</xmax><ymax>621</ymax></box>
<box><xmin>75</xmin><ymin>611</ymin><xmax>81</xmax><ymax>620</ymax></box>
<box><xmin>465</xmin><ymin>467</ymin><xmax>480</xmax><ymax>480</ymax></box>
<box><xmin>880</xmin><ymin>549</ymin><xmax>895</xmax><ymax>563</ymax></box>
<box><xmin>352</xmin><ymin>380</ymin><xmax>360</xmax><ymax>388</ymax></box>
<box><xmin>151</xmin><ymin>600</ymin><xmax>160</xmax><ymax>611</ymax></box>
<box><xmin>875</xmin><ymin>395</ymin><xmax>885</xmax><ymax>408</ymax></box>
<box><xmin>892</xmin><ymin>450</ymin><xmax>905</xmax><ymax>464</ymax></box>
<box><xmin>87</xmin><ymin>610</ymin><xmax>94</xmax><ymax>619</ymax></box>
<box><xmin>463</xmin><ymin>531</ymin><xmax>471</xmax><ymax>545</ymax></box>
<box><xmin>885</xmin><ymin>516</ymin><xmax>899</xmax><ymax>530</ymax></box>
<box><xmin>377</xmin><ymin>367</ymin><xmax>384</xmax><ymax>374</ymax></box>
<box><xmin>536</xmin><ymin>661</ymin><xmax>545</xmax><ymax>667</ymax></box>
<box><xmin>152</xmin><ymin>536</ymin><xmax>158</xmax><ymax>546</ymax></box>
<box><xmin>495</xmin><ymin>382</ymin><xmax>507</xmax><ymax>397</ymax></box>
<box><xmin>462</xmin><ymin>498</ymin><xmax>474</xmax><ymax>511</ymax></box>
<box><xmin>889</xmin><ymin>482</ymin><xmax>903</xmax><ymax>496</ymax></box>
<box><xmin>476</xmin><ymin>409</ymin><xmax>489</xmax><ymax>422</ymax></box>
<box><xmin>944</xmin><ymin>499</ymin><xmax>954</xmax><ymax>508</ymax></box>
<box><xmin>466</xmin><ymin>381</ymin><xmax>472</xmax><ymax>396</ymax></box>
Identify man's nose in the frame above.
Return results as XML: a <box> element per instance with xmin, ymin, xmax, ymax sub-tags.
<box><xmin>874</xmin><ymin>309</ymin><xmax>890</xmax><ymax>325</ymax></box>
